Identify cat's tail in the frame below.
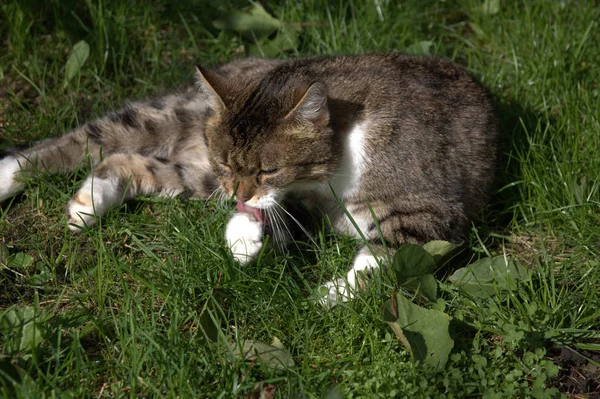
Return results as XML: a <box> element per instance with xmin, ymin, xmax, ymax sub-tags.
<box><xmin>0</xmin><ymin>126</ymin><xmax>104</xmax><ymax>201</ymax></box>
<box><xmin>0</xmin><ymin>90</ymin><xmax>208</xmax><ymax>202</ymax></box>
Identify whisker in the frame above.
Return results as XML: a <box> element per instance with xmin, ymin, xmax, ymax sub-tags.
<box><xmin>205</xmin><ymin>186</ymin><xmax>221</xmax><ymax>202</ymax></box>
<box><xmin>202</xmin><ymin>186</ymin><xmax>222</xmax><ymax>211</ymax></box>
<box><xmin>217</xmin><ymin>189</ymin><xmax>228</xmax><ymax>207</ymax></box>
<box><xmin>271</xmin><ymin>207</ymin><xmax>289</xmax><ymax>247</ymax></box>
<box><xmin>267</xmin><ymin>208</ymin><xmax>286</xmax><ymax>251</ymax></box>
<box><xmin>273</xmin><ymin>200</ymin><xmax>316</xmax><ymax>246</ymax></box>
<box><xmin>272</xmin><ymin>206</ymin><xmax>302</xmax><ymax>254</ymax></box>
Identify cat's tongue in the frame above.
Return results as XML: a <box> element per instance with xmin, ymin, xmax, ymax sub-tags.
<box><xmin>237</xmin><ymin>202</ymin><xmax>267</xmax><ymax>224</ymax></box>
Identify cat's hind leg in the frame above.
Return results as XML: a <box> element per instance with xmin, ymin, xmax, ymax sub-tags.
<box><xmin>67</xmin><ymin>153</ymin><xmax>188</xmax><ymax>230</ymax></box>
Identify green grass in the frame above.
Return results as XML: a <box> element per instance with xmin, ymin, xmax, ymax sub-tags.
<box><xmin>1</xmin><ymin>0</ymin><xmax>599</xmax><ymax>397</ymax></box>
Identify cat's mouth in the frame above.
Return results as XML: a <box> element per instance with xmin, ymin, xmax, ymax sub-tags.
<box><xmin>237</xmin><ymin>201</ymin><xmax>269</xmax><ymax>224</ymax></box>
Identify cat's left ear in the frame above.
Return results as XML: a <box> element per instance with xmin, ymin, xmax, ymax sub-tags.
<box><xmin>285</xmin><ymin>82</ymin><xmax>329</xmax><ymax>126</ymax></box>
<box><xmin>195</xmin><ymin>65</ymin><xmax>227</xmax><ymax>112</ymax></box>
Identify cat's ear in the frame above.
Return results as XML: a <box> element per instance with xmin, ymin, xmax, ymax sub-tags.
<box><xmin>285</xmin><ymin>82</ymin><xmax>329</xmax><ymax>126</ymax></box>
<box><xmin>195</xmin><ymin>65</ymin><xmax>227</xmax><ymax>111</ymax></box>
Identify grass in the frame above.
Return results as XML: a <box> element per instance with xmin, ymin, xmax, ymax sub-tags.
<box><xmin>1</xmin><ymin>0</ymin><xmax>599</xmax><ymax>397</ymax></box>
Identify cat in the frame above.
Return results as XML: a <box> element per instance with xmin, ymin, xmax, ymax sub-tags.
<box><xmin>0</xmin><ymin>53</ymin><xmax>498</xmax><ymax>306</ymax></box>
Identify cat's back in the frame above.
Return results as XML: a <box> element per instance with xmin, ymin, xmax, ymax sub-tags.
<box><xmin>276</xmin><ymin>53</ymin><xmax>491</xmax><ymax>113</ymax></box>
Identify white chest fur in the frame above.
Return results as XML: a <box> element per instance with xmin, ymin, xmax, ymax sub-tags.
<box><xmin>321</xmin><ymin>121</ymin><xmax>373</xmax><ymax>238</ymax></box>
<box><xmin>327</xmin><ymin>121</ymin><xmax>368</xmax><ymax>199</ymax></box>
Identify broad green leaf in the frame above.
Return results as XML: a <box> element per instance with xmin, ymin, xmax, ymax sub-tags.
<box><xmin>448</xmin><ymin>256</ymin><xmax>528</xmax><ymax>298</ymax></box>
<box><xmin>30</xmin><ymin>266</ymin><xmax>51</xmax><ymax>284</ymax></box>
<box><xmin>271</xmin><ymin>336</ymin><xmax>285</xmax><ymax>349</ymax></box>
<box><xmin>240</xmin><ymin>339</ymin><xmax>295</xmax><ymax>371</ymax></box>
<box><xmin>404</xmin><ymin>40</ymin><xmax>434</xmax><ymax>56</ymax></box>
<box><xmin>480</xmin><ymin>0</ymin><xmax>500</xmax><ymax>15</ymax></box>
<box><xmin>7</xmin><ymin>253</ymin><xmax>33</xmax><ymax>269</ymax></box>
<box><xmin>248</xmin><ymin>24</ymin><xmax>301</xmax><ymax>57</ymax></box>
<box><xmin>392</xmin><ymin>244</ymin><xmax>437</xmax><ymax>301</ymax></box>
<box><xmin>1</xmin><ymin>306</ymin><xmax>51</xmax><ymax>355</ymax></box>
<box><xmin>382</xmin><ymin>293</ymin><xmax>454</xmax><ymax>368</ymax></box>
<box><xmin>0</xmin><ymin>358</ymin><xmax>24</xmax><ymax>395</ymax></box>
<box><xmin>213</xmin><ymin>2</ymin><xmax>281</xmax><ymax>39</ymax></box>
<box><xmin>63</xmin><ymin>40</ymin><xmax>90</xmax><ymax>88</ymax></box>
<box><xmin>422</xmin><ymin>240</ymin><xmax>459</xmax><ymax>265</ymax></box>
<box><xmin>393</xmin><ymin>244</ymin><xmax>436</xmax><ymax>276</ymax></box>
<box><xmin>405</xmin><ymin>274</ymin><xmax>437</xmax><ymax>302</ymax></box>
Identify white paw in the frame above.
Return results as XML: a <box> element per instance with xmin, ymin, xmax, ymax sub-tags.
<box><xmin>225</xmin><ymin>212</ymin><xmax>264</xmax><ymax>264</ymax></box>
<box><xmin>67</xmin><ymin>176</ymin><xmax>121</xmax><ymax>231</ymax></box>
<box><xmin>318</xmin><ymin>253</ymin><xmax>381</xmax><ymax>307</ymax></box>
<box><xmin>0</xmin><ymin>157</ymin><xmax>24</xmax><ymax>201</ymax></box>
<box><xmin>318</xmin><ymin>278</ymin><xmax>352</xmax><ymax>307</ymax></box>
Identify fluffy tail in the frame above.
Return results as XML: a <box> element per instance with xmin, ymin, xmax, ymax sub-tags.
<box><xmin>0</xmin><ymin>127</ymin><xmax>102</xmax><ymax>201</ymax></box>
<box><xmin>0</xmin><ymin>88</ymin><xmax>207</xmax><ymax>201</ymax></box>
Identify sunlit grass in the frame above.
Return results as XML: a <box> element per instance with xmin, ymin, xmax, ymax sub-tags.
<box><xmin>1</xmin><ymin>0</ymin><xmax>599</xmax><ymax>397</ymax></box>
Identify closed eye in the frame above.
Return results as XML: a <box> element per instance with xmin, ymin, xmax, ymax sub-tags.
<box><xmin>259</xmin><ymin>168</ymin><xmax>280</xmax><ymax>175</ymax></box>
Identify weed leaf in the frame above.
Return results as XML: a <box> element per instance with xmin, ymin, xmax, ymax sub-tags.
<box><xmin>480</xmin><ymin>0</ymin><xmax>500</xmax><ymax>15</ymax></box>
<box><xmin>248</xmin><ymin>24</ymin><xmax>301</xmax><ymax>57</ymax></box>
<box><xmin>239</xmin><ymin>339</ymin><xmax>295</xmax><ymax>371</ymax></box>
<box><xmin>0</xmin><ymin>358</ymin><xmax>24</xmax><ymax>395</ymax></box>
<box><xmin>448</xmin><ymin>256</ymin><xmax>528</xmax><ymax>298</ymax></box>
<box><xmin>63</xmin><ymin>40</ymin><xmax>90</xmax><ymax>89</ymax></box>
<box><xmin>422</xmin><ymin>240</ymin><xmax>459</xmax><ymax>265</ymax></box>
<box><xmin>0</xmin><ymin>306</ymin><xmax>51</xmax><ymax>356</ymax></box>
<box><xmin>7</xmin><ymin>253</ymin><xmax>33</xmax><ymax>269</ymax></box>
<box><xmin>383</xmin><ymin>293</ymin><xmax>454</xmax><ymax>368</ymax></box>
<box><xmin>392</xmin><ymin>244</ymin><xmax>437</xmax><ymax>301</ymax></box>
<box><xmin>213</xmin><ymin>2</ymin><xmax>281</xmax><ymax>39</ymax></box>
<box><xmin>404</xmin><ymin>40</ymin><xmax>434</xmax><ymax>56</ymax></box>
<box><xmin>393</xmin><ymin>244</ymin><xmax>435</xmax><ymax>276</ymax></box>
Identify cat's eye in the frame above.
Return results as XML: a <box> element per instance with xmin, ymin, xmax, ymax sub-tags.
<box><xmin>260</xmin><ymin>168</ymin><xmax>280</xmax><ymax>175</ymax></box>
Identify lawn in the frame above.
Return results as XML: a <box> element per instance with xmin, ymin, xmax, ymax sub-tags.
<box><xmin>1</xmin><ymin>0</ymin><xmax>599</xmax><ymax>397</ymax></box>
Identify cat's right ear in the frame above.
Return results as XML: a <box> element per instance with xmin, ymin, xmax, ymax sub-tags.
<box><xmin>195</xmin><ymin>66</ymin><xmax>227</xmax><ymax>112</ymax></box>
<box><xmin>285</xmin><ymin>82</ymin><xmax>329</xmax><ymax>126</ymax></box>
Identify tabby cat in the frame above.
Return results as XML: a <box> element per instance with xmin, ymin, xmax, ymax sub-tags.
<box><xmin>0</xmin><ymin>53</ymin><xmax>498</xmax><ymax>305</ymax></box>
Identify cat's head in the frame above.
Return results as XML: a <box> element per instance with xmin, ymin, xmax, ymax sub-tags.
<box><xmin>195</xmin><ymin>66</ymin><xmax>339</xmax><ymax>211</ymax></box>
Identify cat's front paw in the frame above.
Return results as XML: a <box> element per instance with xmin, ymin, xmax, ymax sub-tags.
<box><xmin>66</xmin><ymin>192</ymin><xmax>97</xmax><ymax>230</ymax></box>
<box><xmin>225</xmin><ymin>212</ymin><xmax>264</xmax><ymax>264</ymax></box>
<box><xmin>0</xmin><ymin>157</ymin><xmax>24</xmax><ymax>201</ymax></box>
<box><xmin>318</xmin><ymin>278</ymin><xmax>353</xmax><ymax>307</ymax></box>
<box><xmin>318</xmin><ymin>253</ymin><xmax>381</xmax><ymax>307</ymax></box>
<box><xmin>66</xmin><ymin>176</ymin><xmax>121</xmax><ymax>231</ymax></box>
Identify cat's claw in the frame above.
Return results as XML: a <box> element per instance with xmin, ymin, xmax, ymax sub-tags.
<box><xmin>225</xmin><ymin>212</ymin><xmax>264</xmax><ymax>264</ymax></box>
